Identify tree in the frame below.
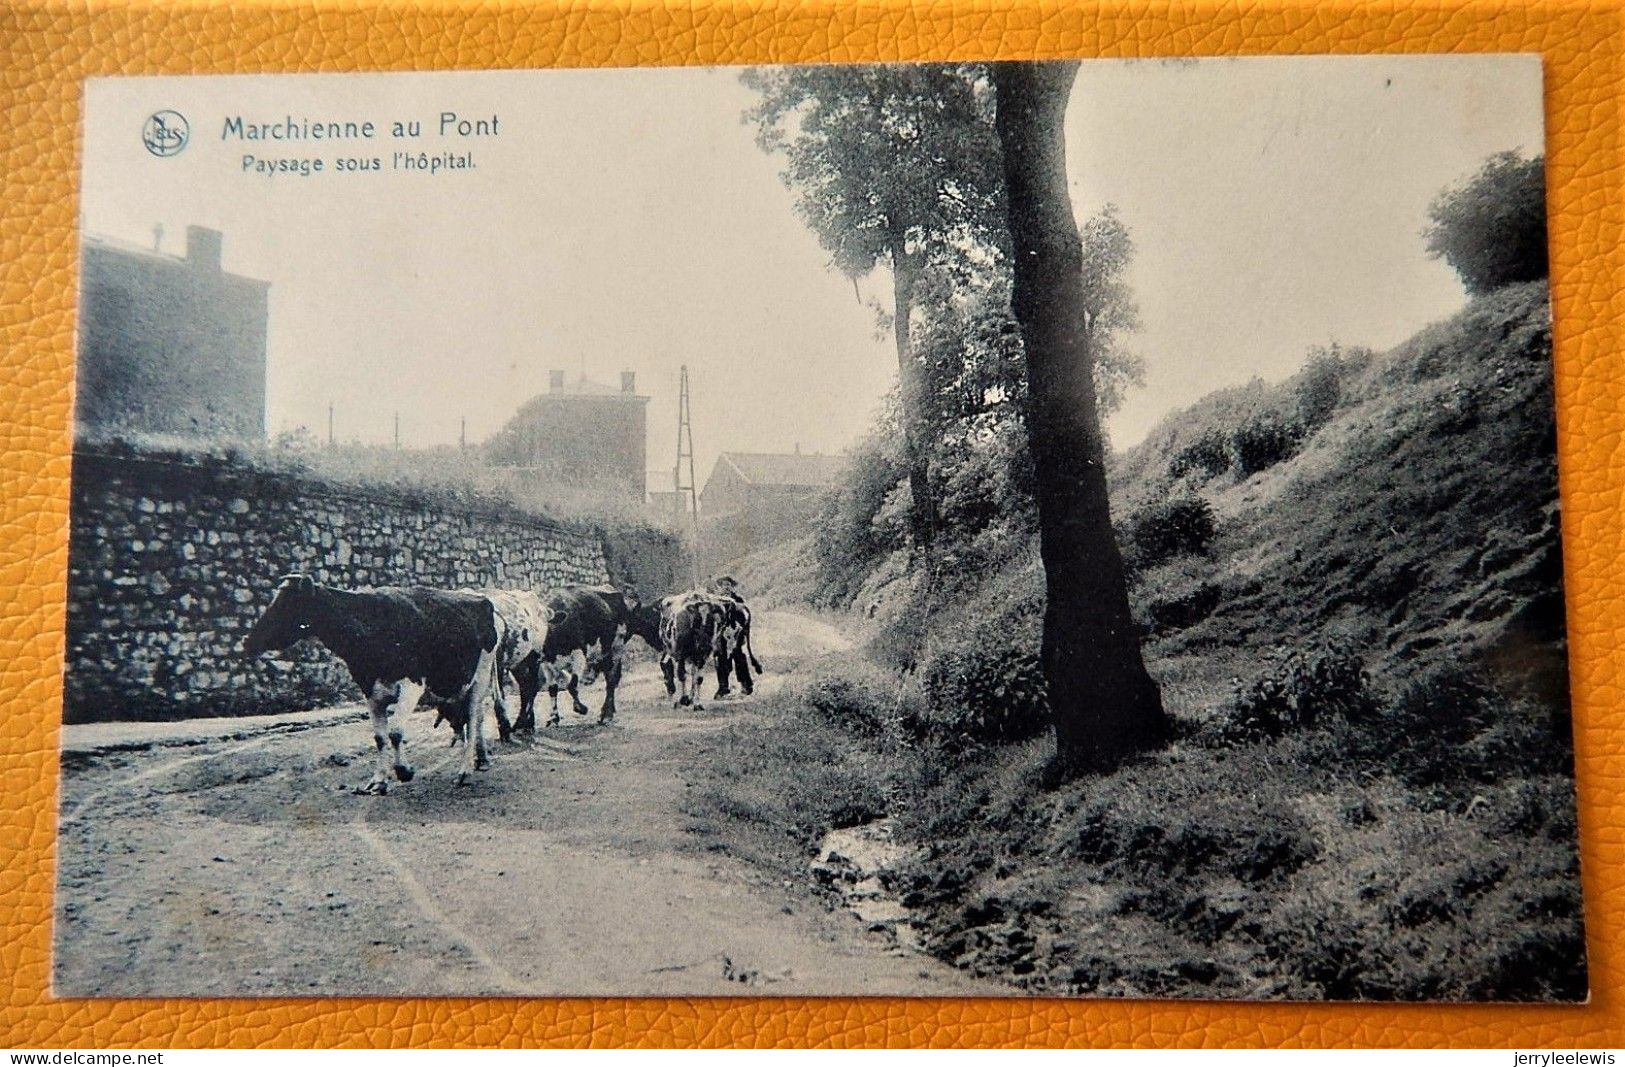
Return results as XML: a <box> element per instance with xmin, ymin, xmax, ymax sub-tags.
<box><xmin>991</xmin><ymin>61</ymin><xmax>1169</xmax><ymax>775</ymax></box>
<box><xmin>742</xmin><ymin>65</ymin><xmax>1004</xmax><ymax>553</ymax></box>
<box><xmin>1423</xmin><ymin>151</ymin><xmax>1548</xmax><ymax>295</ymax></box>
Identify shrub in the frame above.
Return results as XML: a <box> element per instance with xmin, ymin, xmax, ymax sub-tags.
<box><xmin>915</xmin><ymin>582</ymin><xmax>1050</xmax><ymax>747</ymax></box>
<box><xmin>1230</xmin><ymin>411</ymin><xmax>1303</xmax><ymax>475</ymax></box>
<box><xmin>1128</xmin><ymin>496</ymin><xmax>1216</xmax><ymax>568</ymax></box>
<box><xmin>1295</xmin><ymin>344</ymin><xmax>1351</xmax><ymax>432</ymax></box>
<box><xmin>1423</xmin><ymin>152</ymin><xmax>1548</xmax><ymax>295</ymax></box>
<box><xmin>800</xmin><ymin>666</ymin><xmax>904</xmax><ymax>741</ymax></box>
<box><xmin>1168</xmin><ymin>430</ymin><xmax>1232</xmax><ymax>481</ymax></box>
<box><xmin>1221</xmin><ymin>643</ymin><xmax>1375</xmax><ymax>741</ymax></box>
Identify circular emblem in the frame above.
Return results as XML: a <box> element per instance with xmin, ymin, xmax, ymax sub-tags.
<box><xmin>141</xmin><ymin>111</ymin><xmax>189</xmax><ymax>158</ymax></box>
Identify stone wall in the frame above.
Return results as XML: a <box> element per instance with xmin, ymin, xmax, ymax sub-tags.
<box><xmin>63</xmin><ymin>449</ymin><xmax>646</xmax><ymax>722</ymax></box>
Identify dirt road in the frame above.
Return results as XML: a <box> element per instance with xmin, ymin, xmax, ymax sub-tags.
<box><xmin>53</xmin><ymin>611</ymin><xmax>994</xmax><ymax>998</ymax></box>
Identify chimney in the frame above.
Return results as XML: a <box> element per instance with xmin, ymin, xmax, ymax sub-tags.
<box><xmin>621</xmin><ymin>371</ymin><xmax>636</xmax><ymax>394</ymax></box>
<box><xmin>185</xmin><ymin>226</ymin><xmax>223</xmax><ymax>272</ymax></box>
<box><xmin>549</xmin><ymin>370</ymin><xmax>565</xmax><ymax>392</ymax></box>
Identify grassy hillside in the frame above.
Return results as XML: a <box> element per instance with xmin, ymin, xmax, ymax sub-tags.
<box><xmin>694</xmin><ymin>281</ymin><xmax>1583</xmax><ymax>1000</ymax></box>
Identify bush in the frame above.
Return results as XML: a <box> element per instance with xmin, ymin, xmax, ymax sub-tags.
<box><xmin>1295</xmin><ymin>344</ymin><xmax>1353</xmax><ymax>432</ymax></box>
<box><xmin>1128</xmin><ymin>496</ymin><xmax>1216</xmax><ymax>568</ymax></box>
<box><xmin>1424</xmin><ymin>152</ymin><xmax>1548</xmax><ymax>295</ymax></box>
<box><xmin>915</xmin><ymin>582</ymin><xmax>1050</xmax><ymax>747</ymax></box>
<box><xmin>800</xmin><ymin>666</ymin><xmax>906</xmax><ymax>741</ymax></box>
<box><xmin>1221</xmin><ymin>643</ymin><xmax>1375</xmax><ymax>741</ymax></box>
<box><xmin>1230</xmin><ymin>411</ymin><xmax>1303</xmax><ymax>475</ymax></box>
<box><xmin>1168</xmin><ymin>430</ymin><xmax>1231</xmax><ymax>481</ymax></box>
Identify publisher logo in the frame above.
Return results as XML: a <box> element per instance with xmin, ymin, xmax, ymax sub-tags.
<box><xmin>141</xmin><ymin>111</ymin><xmax>189</xmax><ymax>158</ymax></box>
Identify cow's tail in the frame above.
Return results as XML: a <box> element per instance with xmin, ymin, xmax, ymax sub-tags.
<box><xmin>745</xmin><ymin>624</ymin><xmax>763</xmax><ymax>675</ymax></box>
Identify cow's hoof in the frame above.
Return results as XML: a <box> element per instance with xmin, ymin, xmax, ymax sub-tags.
<box><xmin>475</xmin><ymin>757</ymin><xmax>491</xmax><ymax>771</ymax></box>
<box><xmin>393</xmin><ymin>764</ymin><xmax>415</xmax><ymax>782</ymax></box>
<box><xmin>545</xmin><ymin>716</ymin><xmax>560</xmax><ymax>729</ymax></box>
<box><xmin>679</xmin><ymin>696</ymin><xmax>692</xmax><ymax>707</ymax></box>
<box><xmin>455</xmin><ymin>772</ymin><xmax>471</xmax><ymax>787</ymax></box>
<box><xmin>354</xmin><ymin>780</ymin><xmax>388</xmax><ymax>796</ymax></box>
<box><xmin>571</xmin><ymin>704</ymin><xmax>590</xmax><ymax>717</ymax></box>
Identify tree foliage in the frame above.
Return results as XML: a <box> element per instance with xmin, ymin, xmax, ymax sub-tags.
<box><xmin>1424</xmin><ymin>152</ymin><xmax>1548</xmax><ymax>295</ymax></box>
<box><xmin>742</xmin><ymin>65</ymin><xmax>1005</xmax><ymax>552</ymax></box>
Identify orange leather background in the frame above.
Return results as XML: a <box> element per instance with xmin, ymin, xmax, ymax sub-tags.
<box><xmin>2</xmin><ymin>0</ymin><xmax>1621</xmax><ymax>1048</ymax></box>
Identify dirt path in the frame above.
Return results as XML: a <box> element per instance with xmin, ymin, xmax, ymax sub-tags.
<box><xmin>53</xmin><ymin>611</ymin><xmax>996</xmax><ymax>997</ymax></box>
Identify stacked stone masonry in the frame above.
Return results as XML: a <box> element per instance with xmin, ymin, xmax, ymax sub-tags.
<box><xmin>64</xmin><ymin>450</ymin><xmax>680</xmax><ymax>722</ymax></box>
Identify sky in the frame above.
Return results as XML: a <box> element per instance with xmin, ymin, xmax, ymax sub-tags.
<box><xmin>81</xmin><ymin>56</ymin><xmax>1544</xmax><ymax>482</ymax></box>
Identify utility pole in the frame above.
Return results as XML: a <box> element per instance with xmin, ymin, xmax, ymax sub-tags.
<box><xmin>394</xmin><ymin>412</ymin><xmax>401</xmax><ymax>449</ymax></box>
<box><xmin>327</xmin><ymin>403</ymin><xmax>335</xmax><ymax>447</ymax></box>
<box><xmin>460</xmin><ymin>416</ymin><xmax>467</xmax><ymax>451</ymax></box>
<box><xmin>674</xmin><ymin>365</ymin><xmax>701</xmax><ymax>587</ymax></box>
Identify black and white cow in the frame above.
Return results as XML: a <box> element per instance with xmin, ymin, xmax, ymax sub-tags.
<box><xmin>656</xmin><ymin>591</ymin><xmax>735</xmax><ymax>710</ymax></box>
<box><xmin>242</xmin><ymin>575</ymin><xmax>503</xmax><ymax>794</ymax></box>
<box><xmin>652</xmin><ymin>581</ymin><xmax>764</xmax><ymax>705</ymax></box>
<box><xmin>508</xmin><ymin>585</ymin><xmax>662</xmax><ymax>732</ymax></box>
<box><xmin>435</xmin><ymin>588</ymin><xmax>555</xmax><ymax>745</ymax></box>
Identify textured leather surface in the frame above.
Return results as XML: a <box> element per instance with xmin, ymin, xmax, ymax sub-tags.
<box><xmin>1</xmin><ymin>0</ymin><xmax>1621</xmax><ymax>1048</ymax></box>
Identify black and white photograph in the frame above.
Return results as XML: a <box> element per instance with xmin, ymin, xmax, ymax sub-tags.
<box><xmin>57</xmin><ymin>56</ymin><xmax>1581</xmax><ymax>1001</ymax></box>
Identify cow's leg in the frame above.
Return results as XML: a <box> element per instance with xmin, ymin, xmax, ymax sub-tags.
<box><xmin>358</xmin><ymin>697</ymin><xmax>393</xmax><ymax>795</ymax></box>
<box><xmin>386</xmin><ymin>679</ymin><xmax>426</xmax><ymax>783</ymax></box>
<box><xmin>568</xmin><ymin>651</ymin><xmax>592</xmax><ymax>716</ymax></box>
<box><xmin>690</xmin><ymin>657</ymin><xmax>707</xmax><ymax>711</ymax></box>
<box><xmin>458</xmin><ymin>652</ymin><xmax>497</xmax><ymax>785</ymax></box>
<box><xmin>514</xmin><ymin>654</ymin><xmax>541</xmax><ymax>735</ymax></box>
<box><xmin>599</xmin><ymin>650</ymin><xmax>623</xmax><ymax>723</ymax></box>
<box><xmin>659</xmin><ymin>654</ymin><xmax>676</xmax><ymax>697</ymax></box>
<box><xmin>491</xmin><ymin>675</ymin><xmax>516</xmax><ymax>744</ymax></box>
<box><xmin>545</xmin><ymin>664</ymin><xmax>562</xmax><ymax>728</ymax></box>
<box><xmin>674</xmin><ymin>659</ymin><xmax>689</xmax><ymax>708</ymax></box>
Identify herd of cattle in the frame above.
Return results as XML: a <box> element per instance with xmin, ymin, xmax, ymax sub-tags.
<box><xmin>240</xmin><ymin>575</ymin><xmax>762</xmax><ymax>795</ymax></box>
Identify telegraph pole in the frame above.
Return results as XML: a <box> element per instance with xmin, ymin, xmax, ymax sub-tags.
<box><xmin>674</xmin><ymin>366</ymin><xmax>701</xmax><ymax>586</ymax></box>
<box><xmin>327</xmin><ymin>403</ymin><xmax>334</xmax><ymax>447</ymax></box>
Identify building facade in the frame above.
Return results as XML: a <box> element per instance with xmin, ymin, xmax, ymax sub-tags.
<box><xmin>486</xmin><ymin>371</ymin><xmax>650</xmax><ymax>500</ymax></box>
<box><xmin>699</xmin><ymin>450</ymin><xmax>846</xmax><ymax>520</ymax></box>
<box><xmin>77</xmin><ymin>226</ymin><xmax>269</xmax><ymax>440</ymax></box>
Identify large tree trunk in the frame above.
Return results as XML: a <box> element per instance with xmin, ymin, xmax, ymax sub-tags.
<box><xmin>992</xmin><ymin>61</ymin><xmax>1168</xmax><ymax>775</ymax></box>
<box><xmin>889</xmin><ymin>239</ymin><xmax>938</xmax><ymax>554</ymax></box>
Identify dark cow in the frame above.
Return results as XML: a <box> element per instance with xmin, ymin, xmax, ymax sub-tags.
<box><xmin>508</xmin><ymin>585</ymin><xmax>662</xmax><ymax>732</ymax></box>
<box><xmin>242</xmin><ymin>575</ymin><xmax>503</xmax><ymax>794</ymax></box>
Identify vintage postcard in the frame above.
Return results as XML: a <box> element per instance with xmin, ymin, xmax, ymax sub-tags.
<box><xmin>58</xmin><ymin>57</ymin><xmax>1580</xmax><ymax>1001</ymax></box>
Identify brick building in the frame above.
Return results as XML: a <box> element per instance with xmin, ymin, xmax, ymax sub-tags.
<box><xmin>77</xmin><ymin>226</ymin><xmax>269</xmax><ymax>440</ymax></box>
<box><xmin>486</xmin><ymin>371</ymin><xmax>650</xmax><ymax>500</ymax></box>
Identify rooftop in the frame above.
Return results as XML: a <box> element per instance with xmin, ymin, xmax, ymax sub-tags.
<box><xmin>714</xmin><ymin>451</ymin><xmax>847</xmax><ymax>488</ymax></box>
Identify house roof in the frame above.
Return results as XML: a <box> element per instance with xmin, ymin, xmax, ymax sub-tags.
<box><xmin>83</xmin><ymin>233</ymin><xmax>270</xmax><ymax>287</ymax></box>
<box><xmin>713</xmin><ymin>451</ymin><xmax>846</xmax><ymax>489</ymax></box>
<box><xmin>545</xmin><ymin>374</ymin><xmax>647</xmax><ymax>400</ymax></box>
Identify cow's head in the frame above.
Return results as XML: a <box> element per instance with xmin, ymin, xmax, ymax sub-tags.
<box><xmin>624</xmin><ymin>596</ymin><xmax>665</xmax><ymax>650</ymax></box>
<box><xmin>242</xmin><ymin>574</ymin><xmax>320</xmax><ymax>656</ymax></box>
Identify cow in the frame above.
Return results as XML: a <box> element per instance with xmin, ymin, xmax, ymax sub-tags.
<box><xmin>507</xmin><ymin>585</ymin><xmax>662</xmax><ymax>732</ymax></box>
<box><xmin>657</xmin><ymin>591</ymin><xmax>736</xmax><ymax>710</ymax></box>
<box><xmin>435</xmin><ymin>589</ymin><xmax>554</xmax><ymax>745</ymax></box>
<box><xmin>242</xmin><ymin>575</ymin><xmax>503</xmax><ymax>794</ymax></box>
<box><xmin>650</xmin><ymin>579</ymin><xmax>765</xmax><ymax>703</ymax></box>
